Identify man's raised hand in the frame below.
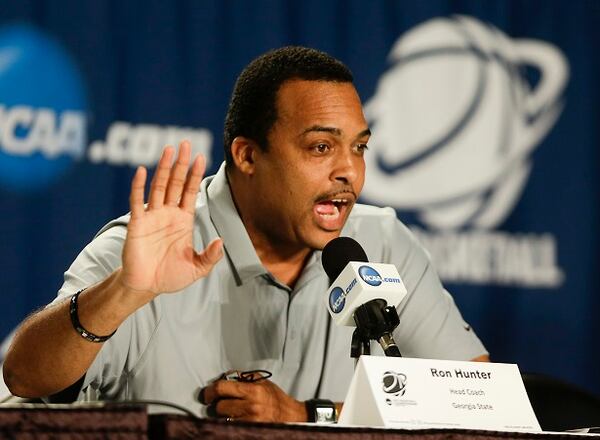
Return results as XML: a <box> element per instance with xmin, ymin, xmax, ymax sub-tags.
<box><xmin>119</xmin><ymin>141</ymin><xmax>223</xmax><ymax>298</ymax></box>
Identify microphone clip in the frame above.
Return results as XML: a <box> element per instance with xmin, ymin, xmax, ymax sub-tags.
<box><xmin>350</xmin><ymin>299</ymin><xmax>402</xmax><ymax>358</ymax></box>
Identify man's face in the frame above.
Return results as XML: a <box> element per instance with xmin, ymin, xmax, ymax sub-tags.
<box><xmin>248</xmin><ymin>79</ymin><xmax>370</xmax><ymax>251</ymax></box>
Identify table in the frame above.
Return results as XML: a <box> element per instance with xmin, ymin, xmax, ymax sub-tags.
<box><xmin>0</xmin><ymin>404</ymin><xmax>593</xmax><ymax>440</ymax></box>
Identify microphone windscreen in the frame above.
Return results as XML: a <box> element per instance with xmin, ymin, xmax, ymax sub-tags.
<box><xmin>322</xmin><ymin>236</ymin><xmax>368</xmax><ymax>283</ymax></box>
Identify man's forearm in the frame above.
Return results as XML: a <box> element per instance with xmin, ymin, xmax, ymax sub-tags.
<box><xmin>3</xmin><ymin>269</ymin><xmax>154</xmax><ymax>398</ymax></box>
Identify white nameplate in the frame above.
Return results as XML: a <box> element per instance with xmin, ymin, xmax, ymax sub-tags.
<box><xmin>338</xmin><ymin>356</ymin><xmax>541</xmax><ymax>432</ymax></box>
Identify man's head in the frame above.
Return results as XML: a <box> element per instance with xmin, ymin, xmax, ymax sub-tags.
<box><xmin>223</xmin><ymin>46</ymin><xmax>353</xmax><ymax>164</ymax></box>
<box><xmin>225</xmin><ymin>47</ymin><xmax>369</xmax><ymax>253</ymax></box>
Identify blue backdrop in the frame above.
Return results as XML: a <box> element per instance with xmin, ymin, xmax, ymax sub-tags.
<box><xmin>1</xmin><ymin>0</ymin><xmax>599</xmax><ymax>396</ymax></box>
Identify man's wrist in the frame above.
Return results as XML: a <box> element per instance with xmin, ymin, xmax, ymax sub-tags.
<box><xmin>74</xmin><ymin>269</ymin><xmax>154</xmax><ymax>337</ymax></box>
<box><xmin>112</xmin><ymin>268</ymin><xmax>157</xmax><ymax>305</ymax></box>
<box><xmin>70</xmin><ymin>289</ymin><xmax>116</xmax><ymax>342</ymax></box>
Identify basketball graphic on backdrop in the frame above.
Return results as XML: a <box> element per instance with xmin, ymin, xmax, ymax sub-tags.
<box><xmin>362</xmin><ymin>15</ymin><xmax>568</xmax><ymax>230</ymax></box>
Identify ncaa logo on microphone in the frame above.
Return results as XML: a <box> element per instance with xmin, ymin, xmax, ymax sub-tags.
<box><xmin>359</xmin><ymin>265</ymin><xmax>383</xmax><ymax>286</ymax></box>
<box><xmin>329</xmin><ymin>287</ymin><xmax>346</xmax><ymax>313</ymax></box>
<box><xmin>0</xmin><ymin>24</ymin><xmax>88</xmax><ymax>192</ymax></box>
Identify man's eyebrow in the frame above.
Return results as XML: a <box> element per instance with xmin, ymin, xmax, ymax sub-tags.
<box><xmin>357</xmin><ymin>128</ymin><xmax>371</xmax><ymax>139</ymax></box>
<box><xmin>299</xmin><ymin>126</ymin><xmax>372</xmax><ymax>138</ymax></box>
<box><xmin>300</xmin><ymin>125</ymin><xmax>342</xmax><ymax>136</ymax></box>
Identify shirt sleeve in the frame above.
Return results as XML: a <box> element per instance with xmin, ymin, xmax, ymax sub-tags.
<box><xmin>53</xmin><ymin>222</ymin><xmax>127</xmax><ymax>303</ymax></box>
<box><xmin>389</xmin><ymin>219</ymin><xmax>488</xmax><ymax>360</ymax></box>
<box><xmin>349</xmin><ymin>205</ymin><xmax>487</xmax><ymax>361</ymax></box>
<box><xmin>51</xmin><ymin>221</ymin><xmax>136</xmax><ymax>399</ymax></box>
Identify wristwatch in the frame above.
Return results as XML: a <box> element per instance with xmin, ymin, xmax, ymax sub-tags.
<box><xmin>305</xmin><ymin>399</ymin><xmax>336</xmax><ymax>424</ymax></box>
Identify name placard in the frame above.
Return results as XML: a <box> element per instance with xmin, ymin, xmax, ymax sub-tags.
<box><xmin>338</xmin><ymin>356</ymin><xmax>541</xmax><ymax>432</ymax></box>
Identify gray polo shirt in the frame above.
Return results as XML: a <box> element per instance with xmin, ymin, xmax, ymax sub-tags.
<box><xmin>54</xmin><ymin>163</ymin><xmax>486</xmax><ymax>415</ymax></box>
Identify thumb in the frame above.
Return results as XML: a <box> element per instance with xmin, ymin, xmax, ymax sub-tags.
<box><xmin>193</xmin><ymin>238</ymin><xmax>224</xmax><ymax>278</ymax></box>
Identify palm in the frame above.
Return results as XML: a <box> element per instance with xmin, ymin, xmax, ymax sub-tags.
<box><xmin>120</xmin><ymin>143</ymin><xmax>222</xmax><ymax>296</ymax></box>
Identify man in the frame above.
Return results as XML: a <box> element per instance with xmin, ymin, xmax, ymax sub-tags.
<box><xmin>3</xmin><ymin>47</ymin><xmax>488</xmax><ymax>422</ymax></box>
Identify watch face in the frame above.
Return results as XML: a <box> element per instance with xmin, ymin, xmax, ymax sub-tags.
<box><xmin>315</xmin><ymin>406</ymin><xmax>336</xmax><ymax>424</ymax></box>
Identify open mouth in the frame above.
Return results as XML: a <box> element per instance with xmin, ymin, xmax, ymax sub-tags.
<box><xmin>313</xmin><ymin>197</ymin><xmax>353</xmax><ymax>230</ymax></box>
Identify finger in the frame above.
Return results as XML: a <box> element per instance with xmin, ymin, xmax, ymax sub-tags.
<box><xmin>179</xmin><ymin>154</ymin><xmax>206</xmax><ymax>214</ymax></box>
<box><xmin>202</xmin><ymin>379</ymin><xmax>249</xmax><ymax>405</ymax></box>
<box><xmin>129</xmin><ymin>166</ymin><xmax>147</xmax><ymax>219</ymax></box>
<box><xmin>206</xmin><ymin>400</ymin><xmax>220</xmax><ymax>418</ymax></box>
<box><xmin>164</xmin><ymin>140</ymin><xmax>191</xmax><ymax>206</ymax></box>
<box><xmin>148</xmin><ymin>146</ymin><xmax>175</xmax><ymax>209</ymax></box>
<box><xmin>214</xmin><ymin>398</ymin><xmax>249</xmax><ymax>419</ymax></box>
<box><xmin>193</xmin><ymin>238</ymin><xmax>224</xmax><ymax>278</ymax></box>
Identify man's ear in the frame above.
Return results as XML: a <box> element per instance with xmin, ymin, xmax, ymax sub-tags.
<box><xmin>230</xmin><ymin>136</ymin><xmax>258</xmax><ymax>175</ymax></box>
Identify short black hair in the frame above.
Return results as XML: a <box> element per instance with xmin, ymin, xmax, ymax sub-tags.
<box><xmin>223</xmin><ymin>46</ymin><xmax>354</xmax><ymax>166</ymax></box>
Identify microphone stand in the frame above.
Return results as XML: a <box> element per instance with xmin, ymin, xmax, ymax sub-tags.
<box><xmin>350</xmin><ymin>299</ymin><xmax>402</xmax><ymax>360</ymax></box>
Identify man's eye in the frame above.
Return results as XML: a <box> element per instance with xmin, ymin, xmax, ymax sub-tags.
<box><xmin>313</xmin><ymin>144</ymin><xmax>330</xmax><ymax>154</ymax></box>
<box><xmin>355</xmin><ymin>143</ymin><xmax>369</xmax><ymax>153</ymax></box>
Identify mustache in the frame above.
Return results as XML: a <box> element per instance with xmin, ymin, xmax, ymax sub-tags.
<box><xmin>314</xmin><ymin>187</ymin><xmax>358</xmax><ymax>203</ymax></box>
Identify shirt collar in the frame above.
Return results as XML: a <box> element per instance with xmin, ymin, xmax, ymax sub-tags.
<box><xmin>205</xmin><ymin>163</ymin><xmax>268</xmax><ymax>284</ymax></box>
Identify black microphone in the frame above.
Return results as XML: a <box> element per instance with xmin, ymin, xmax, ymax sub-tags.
<box><xmin>322</xmin><ymin>237</ymin><xmax>403</xmax><ymax>358</ymax></box>
<box><xmin>322</xmin><ymin>236</ymin><xmax>368</xmax><ymax>283</ymax></box>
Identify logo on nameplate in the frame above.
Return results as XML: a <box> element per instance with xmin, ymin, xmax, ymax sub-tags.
<box><xmin>382</xmin><ymin>371</ymin><xmax>407</xmax><ymax>396</ymax></box>
<box><xmin>381</xmin><ymin>370</ymin><xmax>417</xmax><ymax>407</ymax></box>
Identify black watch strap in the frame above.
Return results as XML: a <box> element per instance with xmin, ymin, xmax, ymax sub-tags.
<box><xmin>305</xmin><ymin>399</ymin><xmax>336</xmax><ymax>424</ymax></box>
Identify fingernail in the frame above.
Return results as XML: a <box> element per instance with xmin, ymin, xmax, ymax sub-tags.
<box><xmin>197</xmin><ymin>388</ymin><xmax>206</xmax><ymax>404</ymax></box>
<box><xmin>206</xmin><ymin>403</ymin><xmax>218</xmax><ymax>418</ymax></box>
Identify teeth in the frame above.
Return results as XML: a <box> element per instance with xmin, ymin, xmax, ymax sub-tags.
<box><xmin>331</xmin><ymin>198</ymin><xmax>348</xmax><ymax>203</ymax></box>
<box><xmin>319</xmin><ymin>205</ymin><xmax>340</xmax><ymax>217</ymax></box>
